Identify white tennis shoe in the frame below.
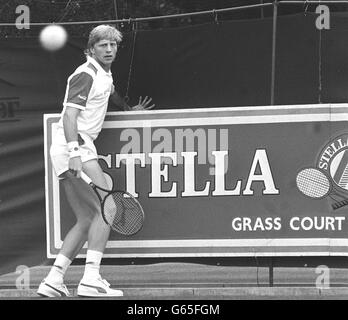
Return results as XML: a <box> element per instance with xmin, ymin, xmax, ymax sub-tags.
<box><xmin>77</xmin><ymin>277</ymin><xmax>124</xmax><ymax>297</ymax></box>
<box><xmin>37</xmin><ymin>279</ymin><xmax>70</xmax><ymax>297</ymax></box>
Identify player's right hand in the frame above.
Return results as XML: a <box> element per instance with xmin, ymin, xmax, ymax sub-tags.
<box><xmin>68</xmin><ymin>156</ymin><xmax>82</xmax><ymax>178</ymax></box>
<box><xmin>132</xmin><ymin>96</ymin><xmax>155</xmax><ymax>110</ymax></box>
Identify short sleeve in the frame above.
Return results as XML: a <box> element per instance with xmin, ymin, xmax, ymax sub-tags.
<box><xmin>64</xmin><ymin>72</ymin><xmax>94</xmax><ymax>110</ymax></box>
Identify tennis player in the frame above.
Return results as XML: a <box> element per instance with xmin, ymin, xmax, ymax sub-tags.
<box><xmin>37</xmin><ymin>25</ymin><xmax>154</xmax><ymax>297</ymax></box>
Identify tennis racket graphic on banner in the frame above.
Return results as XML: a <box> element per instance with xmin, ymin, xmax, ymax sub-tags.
<box><xmin>296</xmin><ymin>167</ymin><xmax>348</xmax><ymax>210</ymax></box>
<box><xmin>80</xmin><ymin>172</ymin><xmax>144</xmax><ymax>235</ymax></box>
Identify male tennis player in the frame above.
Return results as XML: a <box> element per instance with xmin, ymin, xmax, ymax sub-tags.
<box><xmin>37</xmin><ymin>25</ymin><xmax>154</xmax><ymax>297</ymax></box>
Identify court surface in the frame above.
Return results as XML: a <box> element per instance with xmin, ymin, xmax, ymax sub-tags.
<box><xmin>1</xmin><ymin>262</ymin><xmax>348</xmax><ymax>299</ymax></box>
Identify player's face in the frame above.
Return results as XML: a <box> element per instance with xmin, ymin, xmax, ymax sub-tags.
<box><xmin>91</xmin><ymin>39</ymin><xmax>118</xmax><ymax>70</ymax></box>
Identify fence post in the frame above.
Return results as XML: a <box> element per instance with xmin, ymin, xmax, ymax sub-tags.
<box><xmin>270</xmin><ymin>0</ymin><xmax>278</xmax><ymax>106</ymax></box>
<box><xmin>269</xmin><ymin>257</ymin><xmax>274</xmax><ymax>287</ymax></box>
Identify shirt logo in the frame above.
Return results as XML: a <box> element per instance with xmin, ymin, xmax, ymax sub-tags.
<box><xmin>78</xmin><ymin>94</ymin><xmax>87</xmax><ymax>101</ymax></box>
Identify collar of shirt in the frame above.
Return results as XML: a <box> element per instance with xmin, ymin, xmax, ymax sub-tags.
<box><xmin>87</xmin><ymin>56</ymin><xmax>112</xmax><ymax>76</ymax></box>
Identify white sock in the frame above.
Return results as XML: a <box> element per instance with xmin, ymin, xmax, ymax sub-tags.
<box><xmin>46</xmin><ymin>254</ymin><xmax>72</xmax><ymax>285</ymax></box>
<box><xmin>83</xmin><ymin>250</ymin><xmax>103</xmax><ymax>280</ymax></box>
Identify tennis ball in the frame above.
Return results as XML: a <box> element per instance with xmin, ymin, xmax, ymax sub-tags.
<box><xmin>39</xmin><ymin>24</ymin><xmax>68</xmax><ymax>51</ymax></box>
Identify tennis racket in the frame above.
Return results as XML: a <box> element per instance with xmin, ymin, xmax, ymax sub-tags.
<box><xmin>80</xmin><ymin>172</ymin><xmax>144</xmax><ymax>235</ymax></box>
<box><xmin>296</xmin><ymin>167</ymin><xmax>348</xmax><ymax>210</ymax></box>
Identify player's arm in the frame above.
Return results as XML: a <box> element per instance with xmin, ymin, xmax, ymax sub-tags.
<box><xmin>110</xmin><ymin>85</ymin><xmax>155</xmax><ymax>111</ymax></box>
<box><xmin>63</xmin><ymin>106</ymin><xmax>80</xmax><ymax>143</ymax></box>
<box><xmin>109</xmin><ymin>89</ymin><xmax>132</xmax><ymax>111</ymax></box>
<box><xmin>62</xmin><ymin>71</ymin><xmax>93</xmax><ymax>178</ymax></box>
<box><xmin>63</xmin><ymin>107</ymin><xmax>82</xmax><ymax>178</ymax></box>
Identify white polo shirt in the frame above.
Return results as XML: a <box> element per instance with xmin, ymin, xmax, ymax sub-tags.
<box><xmin>56</xmin><ymin>56</ymin><xmax>114</xmax><ymax>141</ymax></box>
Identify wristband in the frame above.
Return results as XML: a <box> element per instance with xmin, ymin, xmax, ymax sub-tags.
<box><xmin>67</xmin><ymin>141</ymin><xmax>79</xmax><ymax>151</ymax></box>
<box><xmin>67</xmin><ymin>141</ymin><xmax>81</xmax><ymax>158</ymax></box>
<box><xmin>69</xmin><ymin>150</ymin><xmax>81</xmax><ymax>158</ymax></box>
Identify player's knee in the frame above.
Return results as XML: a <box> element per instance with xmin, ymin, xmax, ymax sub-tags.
<box><xmin>76</xmin><ymin>215</ymin><xmax>93</xmax><ymax>231</ymax></box>
<box><xmin>87</xmin><ymin>199</ymin><xmax>101</xmax><ymax>215</ymax></box>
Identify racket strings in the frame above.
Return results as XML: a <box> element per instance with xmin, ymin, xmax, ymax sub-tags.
<box><xmin>103</xmin><ymin>192</ymin><xmax>144</xmax><ymax>235</ymax></box>
<box><xmin>296</xmin><ymin>168</ymin><xmax>331</xmax><ymax>198</ymax></box>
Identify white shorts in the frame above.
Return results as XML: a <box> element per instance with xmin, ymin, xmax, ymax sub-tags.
<box><xmin>50</xmin><ymin>128</ymin><xmax>98</xmax><ymax>178</ymax></box>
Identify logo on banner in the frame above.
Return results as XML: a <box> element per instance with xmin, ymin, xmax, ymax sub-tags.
<box><xmin>0</xmin><ymin>97</ymin><xmax>21</xmax><ymax>121</ymax></box>
<box><xmin>296</xmin><ymin>133</ymin><xmax>348</xmax><ymax>209</ymax></box>
<box><xmin>317</xmin><ymin>133</ymin><xmax>348</xmax><ymax>193</ymax></box>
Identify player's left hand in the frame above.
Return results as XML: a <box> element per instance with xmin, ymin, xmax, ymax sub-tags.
<box><xmin>132</xmin><ymin>96</ymin><xmax>155</xmax><ymax>111</ymax></box>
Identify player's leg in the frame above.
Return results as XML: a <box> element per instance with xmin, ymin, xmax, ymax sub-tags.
<box><xmin>38</xmin><ymin>173</ymin><xmax>98</xmax><ymax>297</ymax></box>
<box><xmin>77</xmin><ymin>159</ymin><xmax>123</xmax><ymax>297</ymax></box>
<box><xmin>58</xmin><ymin>174</ymin><xmax>99</xmax><ymax>258</ymax></box>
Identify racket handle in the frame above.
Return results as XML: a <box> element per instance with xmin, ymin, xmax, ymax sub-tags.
<box><xmin>332</xmin><ymin>199</ymin><xmax>348</xmax><ymax>210</ymax></box>
<box><xmin>80</xmin><ymin>171</ymin><xmax>93</xmax><ymax>185</ymax></box>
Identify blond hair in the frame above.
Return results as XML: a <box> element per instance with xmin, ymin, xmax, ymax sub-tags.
<box><xmin>85</xmin><ymin>25</ymin><xmax>123</xmax><ymax>57</ymax></box>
